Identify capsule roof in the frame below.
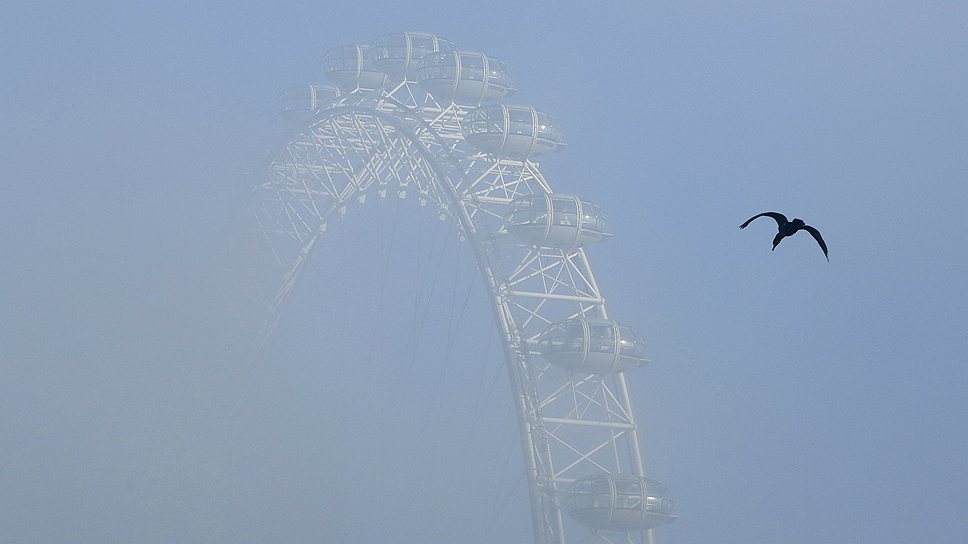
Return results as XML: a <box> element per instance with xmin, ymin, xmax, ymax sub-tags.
<box><xmin>321</xmin><ymin>44</ymin><xmax>387</xmax><ymax>91</ymax></box>
<box><xmin>416</xmin><ymin>50</ymin><xmax>515</xmax><ymax>106</ymax></box>
<box><xmin>275</xmin><ymin>84</ymin><xmax>341</xmax><ymax>121</ymax></box>
<box><xmin>370</xmin><ymin>31</ymin><xmax>457</xmax><ymax>81</ymax></box>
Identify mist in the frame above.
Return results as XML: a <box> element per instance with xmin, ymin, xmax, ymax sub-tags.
<box><xmin>3</xmin><ymin>2</ymin><xmax>967</xmax><ymax>543</ymax></box>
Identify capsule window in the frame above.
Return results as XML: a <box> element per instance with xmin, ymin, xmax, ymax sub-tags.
<box><xmin>572</xmin><ymin>478</ymin><xmax>606</xmax><ymax>510</ymax></box>
<box><xmin>388</xmin><ymin>34</ymin><xmax>407</xmax><ymax>52</ymax></box>
<box><xmin>589</xmin><ymin>324</ymin><xmax>615</xmax><ymax>353</ymax></box>
<box><xmin>573</xmin><ymin>493</ymin><xmax>594</xmax><ymax>510</ymax></box>
<box><xmin>581</xmin><ymin>203</ymin><xmax>604</xmax><ymax>231</ymax></box>
<box><xmin>592</xmin><ymin>477</ymin><xmax>611</xmax><ymax>502</ymax></box>
<box><xmin>618</xmin><ymin>494</ymin><xmax>642</xmax><ymax>509</ymax></box>
<box><xmin>510</xmin><ymin>209</ymin><xmax>532</xmax><ymax>225</ymax></box>
<box><xmin>551</xmin><ymin>197</ymin><xmax>578</xmax><ymax>226</ymax></box>
<box><xmin>511</xmin><ymin>200</ymin><xmax>548</xmax><ymax>227</ymax></box>
<box><xmin>322</xmin><ymin>56</ymin><xmax>342</xmax><ymax>72</ymax></box>
<box><xmin>410</xmin><ymin>34</ymin><xmax>434</xmax><ymax>56</ymax></box>
<box><xmin>543</xmin><ymin>322</ymin><xmax>567</xmax><ymax>353</ymax></box>
<box><xmin>618</xmin><ymin>326</ymin><xmax>645</xmax><ymax>359</ymax></box>
<box><xmin>547</xmin><ymin>321</ymin><xmax>583</xmax><ymax>352</ymax></box>
<box><xmin>569</xmin><ymin>322</ymin><xmax>584</xmax><ymax>345</ymax></box>
<box><xmin>488</xmin><ymin>59</ymin><xmax>512</xmax><ymax>86</ymax></box>
<box><xmin>323</xmin><ymin>47</ymin><xmax>359</xmax><ymax>72</ymax></box>
<box><xmin>586</xmin><ymin>204</ymin><xmax>608</xmax><ymax>232</ymax></box>
<box><xmin>644</xmin><ymin>481</ymin><xmax>672</xmax><ymax>511</ymax></box>
<box><xmin>508</xmin><ymin>108</ymin><xmax>534</xmax><ymax>136</ymax></box>
<box><xmin>615</xmin><ymin>480</ymin><xmax>642</xmax><ymax>509</ymax></box>
<box><xmin>427</xmin><ymin>52</ymin><xmax>456</xmax><ymax>79</ymax></box>
<box><xmin>461</xmin><ymin>53</ymin><xmax>486</xmax><ymax>81</ymax></box>
<box><xmin>466</xmin><ymin>107</ymin><xmax>503</xmax><ymax>135</ymax></box>
<box><xmin>573</xmin><ymin>479</ymin><xmax>593</xmax><ymax>494</ymax></box>
<box><xmin>487</xmin><ymin>113</ymin><xmax>504</xmax><ymax>133</ymax></box>
<box><xmin>535</xmin><ymin>112</ymin><xmax>557</xmax><ymax>139</ymax></box>
<box><xmin>615</xmin><ymin>479</ymin><xmax>639</xmax><ymax>495</ymax></box>
<box><xmin>624</xmin><ymin>341</ymin><xmax>645</xmax><ymax>360</ymax></box>
<box><xmin>374</xmin><ymin>34</ymin><xmax>406</xmax><ymax>60</ymax></box>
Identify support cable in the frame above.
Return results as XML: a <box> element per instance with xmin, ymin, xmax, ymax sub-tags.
<box><xmin>403</xmin><ymin>217</ymin><xmax>441</xmax><ymax>371</ymax></box>
<box><xmin>406</xmin><ymin>225</ymin><xmax>451</xmax><ymax>370</ymax></box>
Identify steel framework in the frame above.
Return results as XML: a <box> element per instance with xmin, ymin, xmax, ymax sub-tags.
<box><xmin>218</xmin><ymin>33</ymin><xmax>672</xmax><ymax>544</ymax></box>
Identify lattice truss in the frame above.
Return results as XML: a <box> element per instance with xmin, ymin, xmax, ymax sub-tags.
<box><xmin>217</xmin><ymin>78</ymin><xmax>652</xmax><ymax>544</ymax></box>
<box><xmin>445</xmin><ymin>156</ymin><xmax>645</xmax><ymax>489</ymax></box>
<box><xmin>437</xmin><ymin>142</ymin><xmax>647</xmax><ymax>544</ymax></box>
<box><xmin>220</xmin><ymin>101</ymin><xmax>459</xmax><ymax>340</ymax></box>
<box><xmin>260</xmin><ymin>109</ymin><xmax>449</xmax><ymax>246</ymax></box>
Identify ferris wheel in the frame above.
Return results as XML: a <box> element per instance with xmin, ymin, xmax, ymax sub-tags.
<box><xmin>219</xmin><ymin>31</ymin><xmax>676</xmax><ymax>544</ymax></box>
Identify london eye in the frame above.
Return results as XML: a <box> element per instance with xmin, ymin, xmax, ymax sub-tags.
<box><xmin>218</xmin><ymin>31</ymin><xmax>676</xmax><ymax>544</ymax></box>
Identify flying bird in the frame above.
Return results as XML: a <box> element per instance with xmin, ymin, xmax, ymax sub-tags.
<box><xmin>739</xmin><ymin>212</ymin><xmax>828</xmax><ymax>261</ymax></box>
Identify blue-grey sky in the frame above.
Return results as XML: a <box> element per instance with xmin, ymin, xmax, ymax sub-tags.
<box><xmin>3</xmin><ymin>1</ymin><xmax>967</xmax><ymax>543</ymax></box>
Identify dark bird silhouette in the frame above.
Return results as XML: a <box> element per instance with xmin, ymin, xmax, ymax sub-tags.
<box><xmin>739</xmin><ymin>212</ymin><xmax>828</xmax><ymax>261</ymax></box>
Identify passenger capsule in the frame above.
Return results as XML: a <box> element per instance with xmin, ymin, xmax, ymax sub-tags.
<box><xmin>370</xmin><ymin>31</ymin><xmax>457</xmax><ymax>81</ymax></box>
<box><xmin>462</xmin><ymin>104</ymin><xmax>565</xmax><ymax>158</ymax></box>
<box><xmin>540</xmin><ymin>318</ymin><xmax>648</xmax><ymax>374</ymax></box>
<box><xmin>507</xmin><ymin>194</ymin><xmax>609</xmax><ymax>249</ymax></box>
<box><xmin>275</xmin><ymin>84</ymin><xmax>341</xmax><ymax>121</ymax></box>
<box><xmin>321</xmin><ymin>44</ymin><xmax>387</xmax><ymax>91</ymax></box>
<box><xmin>416</xmin><ymin>50</ymin><xmax>515</xmax><ymax>105</ymax></box>
<box><xmin>564</xmin><ymin>473</ymin><xmax>677</xmax><ymax>531</ymax></box>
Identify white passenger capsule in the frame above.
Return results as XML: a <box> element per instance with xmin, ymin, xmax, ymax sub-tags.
<box><xmin>507</xmin><ymin>194</ymin><xmax>609</xmax><ymax>249</ymax></box>
<box><xmin>321</xmin><ymin>44</ymin><xmax>387</xmax><ymax>92</ymax></box>
<box><xmin>369</xmin><ymin>31</ymin><xmax>456</xmax><ymax>81</ymax></box>
<box><xmin>461</xmin><ymin>104</ymin><xmax>565</xmax><ymax>158</ymax></box>
<box><xmin>540</xmin><ymin>318</ymin><xmax>648</xmax><ymax>374</ymax></box>
<box><xmin>416</xmin><ymin>50</ymin><xmax>514</xmax><ymax>106</ymax></box>
<box><xmin>275</xmin><ymin>84</ymin><xmax>341</xmax><ymax>121</ymax></box>
<box><xmin>564</xmin><ymin>473</ymin><xmax>677</xmax><ymax>531</ymax></box>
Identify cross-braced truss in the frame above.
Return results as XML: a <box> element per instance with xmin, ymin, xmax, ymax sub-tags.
<box><xmin>217</xmin><ymin>78</ymin><xmax>657</xmax><ymax>544</ymax></box>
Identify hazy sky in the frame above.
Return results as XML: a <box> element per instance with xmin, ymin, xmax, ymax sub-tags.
<box><xmin>3</xmin><ymin>2</ymin><xmax>967</xmax><ymax>543</ymax></box>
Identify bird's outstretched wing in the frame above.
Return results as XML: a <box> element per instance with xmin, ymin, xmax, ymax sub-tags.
<box><xmin>739</xmin><ymin>211</ymin><xmax>787</xmax><ymax>229</ymax></box>
<box><xmin>772</xmin><ymin>232</ymin><xmax>785</xmax><ymax>250</ymax></box>
<box><xmin>801</xmin><ymin>225</ymin><xmax>829</xmax><ymax>261</ymax></box>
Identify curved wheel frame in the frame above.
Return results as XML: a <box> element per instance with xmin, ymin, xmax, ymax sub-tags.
<box><xmin>219</xmin><ymin>68</ymin><xmax>661</xmax><ymax>544</ymax></box>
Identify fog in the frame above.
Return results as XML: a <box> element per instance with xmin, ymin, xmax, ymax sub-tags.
<box><xmin>3</xmin><ymin>2</ymin><xmax>967</xmax><ymax>543</ymax></box>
